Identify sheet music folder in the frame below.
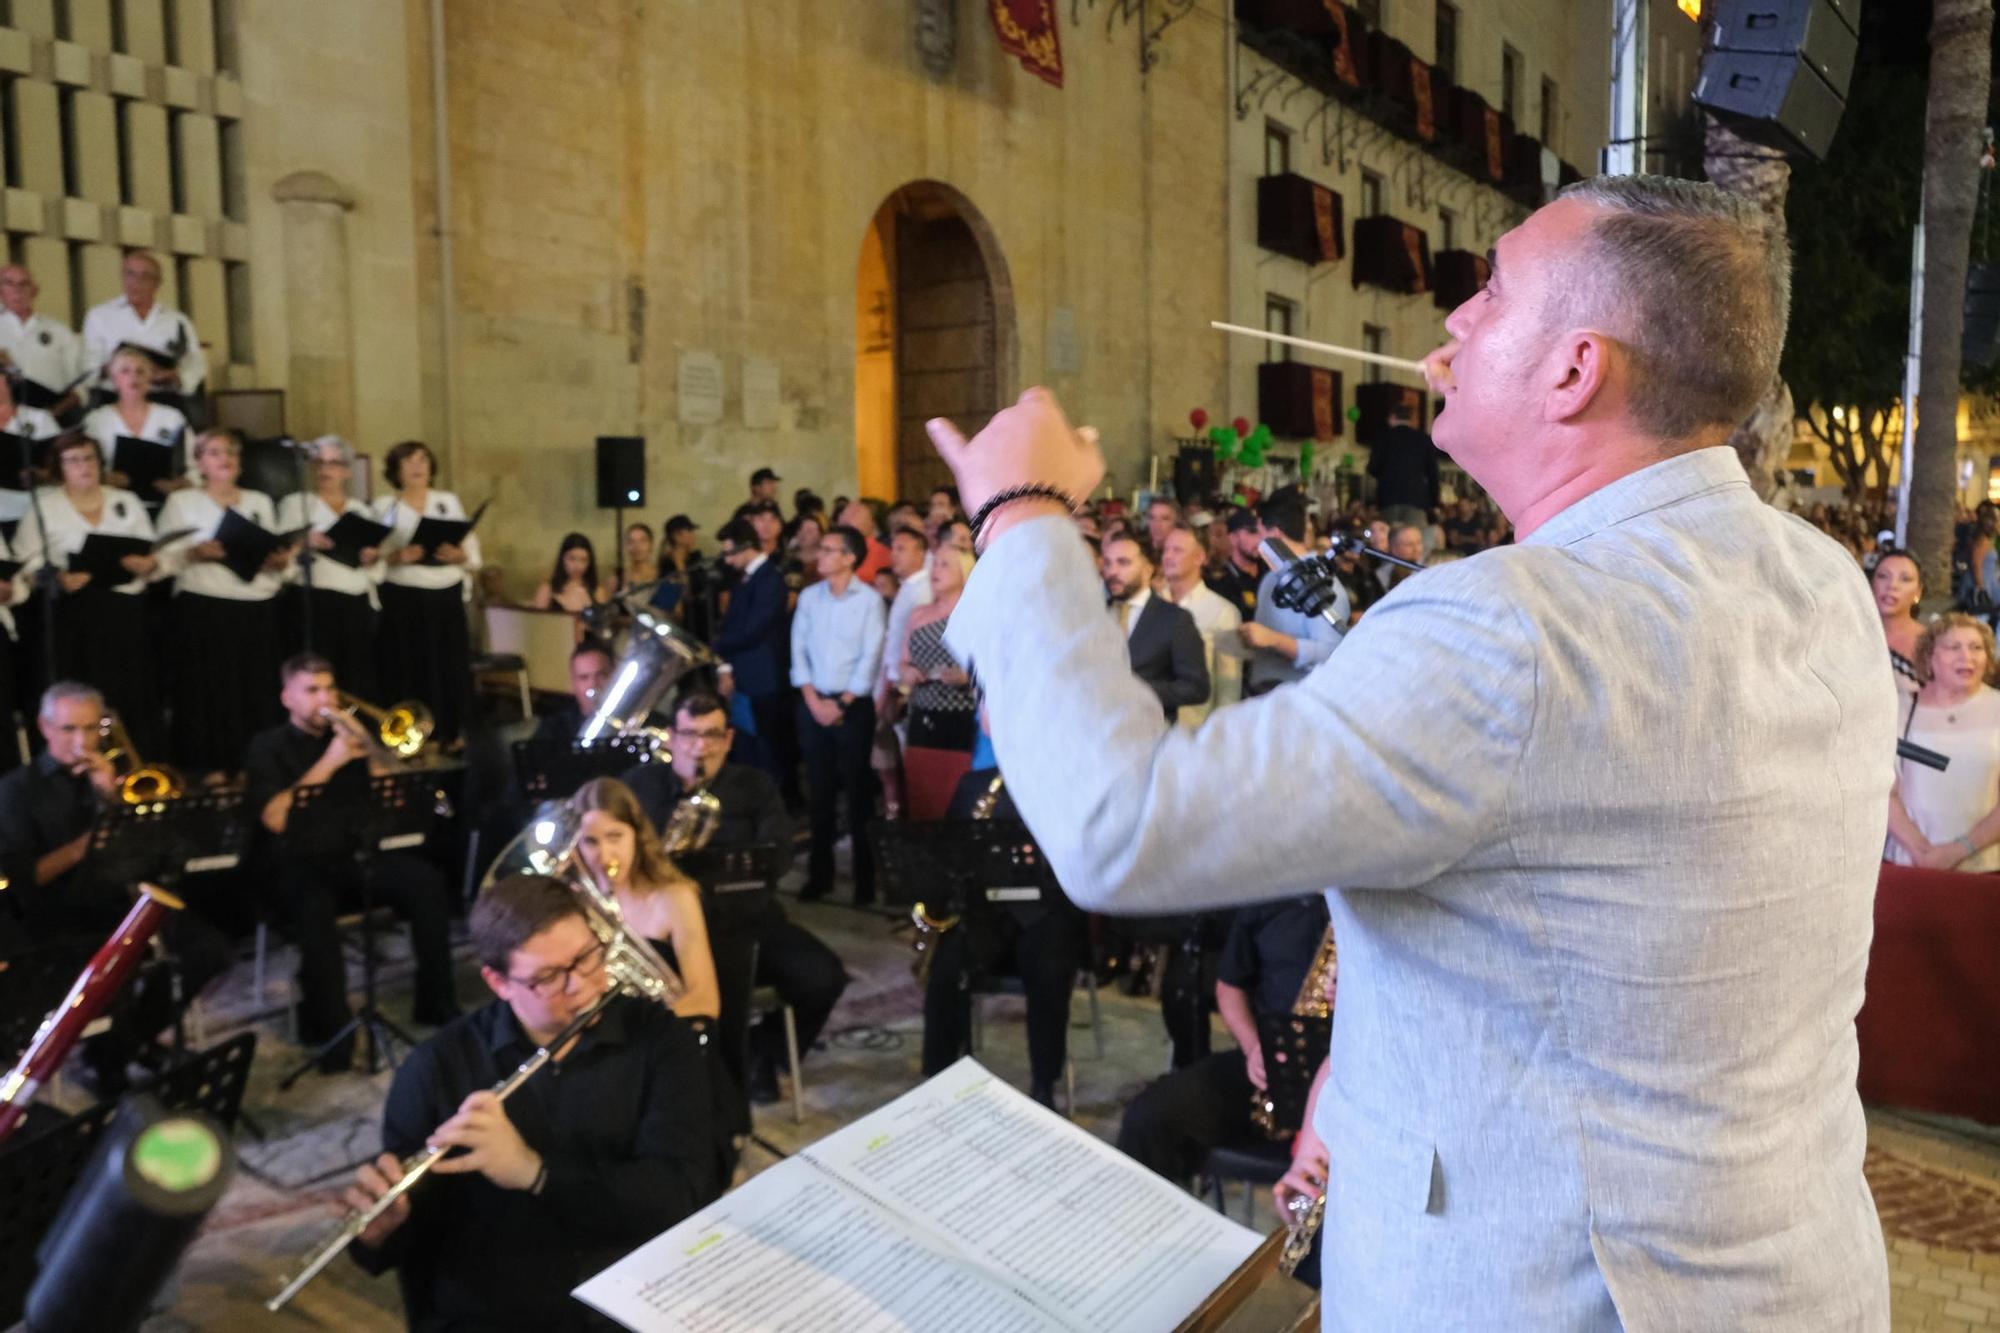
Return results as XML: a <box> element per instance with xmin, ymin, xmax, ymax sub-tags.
<box><xmin>409</xmin><ymin>500</ymin><xmax>488</xmax><ymax>565</ymax></box>
<box><xmin>67</xmin><ymin>527</ymin><xmax>192</xmax><ymax>581</ymax></box>
<box><xmin>214</xmin><ymin>506</ymin><xmax>304</xmax><ymax>582</ymax></box>
<box><xmin>320</xmin><ymin>511</ymin><xmax>391</xmax><ymax>567</ymax></box>
<box><xmin>12</xmin><ymin>369</ymin><xmax>89</xmax><ymax>412</ymax></box>
<box><xmin>114</xmin><ymin>433</ymin><xmax>185</xmax><ymax>495</ymax></box>
<box><xmin>573</xmin><ymin>1057</ymin><xmax>1261</xmax><ymax>1332</ymax></box>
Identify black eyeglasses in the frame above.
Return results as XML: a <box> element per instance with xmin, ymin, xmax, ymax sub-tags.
<box><xmin>507</xmin><ymin>939</ymin><xmax>607</xmax><ymax>996</ymax></box>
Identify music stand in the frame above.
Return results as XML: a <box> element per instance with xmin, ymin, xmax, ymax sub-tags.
<box><xmin>82</xmin><ymin>789</ymin><xmax>246</xmax><ymax>1053</ymax></box>
<box><xmin>275</xmin><ymin>770</ymin><xmax>444</xmax><ymax>1088</ymax></box>
<box><xmin>511</xmin><ymin>735</ymin><xmax>658</xmax><ymax>805</ymax></box>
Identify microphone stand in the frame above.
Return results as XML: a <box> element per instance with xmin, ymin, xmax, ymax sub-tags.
<box><xmin>22</xmin><ymin>462</ymin><xmax>59</xmax><ymax>685</ymax></box>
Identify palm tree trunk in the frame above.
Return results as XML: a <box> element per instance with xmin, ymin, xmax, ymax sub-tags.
<box><xmin>1703</xmin><ymin>117</ymin><xmax>1795</xmax><ymax>500</ymax></box>
<box><xmin>1909</xmin><ymin>0</ymin><xmax>1995</xmax><ymax>606</ymax></box>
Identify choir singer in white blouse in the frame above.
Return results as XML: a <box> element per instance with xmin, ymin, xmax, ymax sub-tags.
<box><xmin>156</xmin><ymin>430</ymin><xmax>291</xmax><ymax>776</ymax></box>
<box><xmin>276</xmin><ymin>435</ymin><xmax>383</xmax><ymax>701</ymax></box>
<box><xmin>374</xmin><ymin>440</ymin><xmax>480</xmax><ymax>747</ymax></box>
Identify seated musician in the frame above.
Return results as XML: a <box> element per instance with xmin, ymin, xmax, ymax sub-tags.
<box><xmin>0</xmin><ymin>681</ymin><xmax>230</xmax><ymax>1093</ymax></box>
<box><xmin>621</xmin><ymin>690</ymin><xmax>847</xmax><ymax>1106</ymax></box>
<box><xmin>243</xmin><ymin>653</ymin><xmax>459</xmax><ymax>1071</ymax></box>
<box><xmin>1115</xmin><ymin>895</ymin><xmax>1331</xmax><ymax>1185</ymax></box>
<box><xmin>345</xmin><ymin>873</ymin><xmax>728</xmax><ymax>1332</ymax></box>
<box><xmin>920</xmin><ymin>765</ymin><xmax>1084</xmax><ymax>1109</ymax></box>
<box><xmin>566</xmin><ymin>777</ymin><xmax>719</xmax><ymax>1022</ymax></box>
<box><xmin>530</xmin><ymin>637</ymin><xmax>613</xmax><ymax>744</ymax></box>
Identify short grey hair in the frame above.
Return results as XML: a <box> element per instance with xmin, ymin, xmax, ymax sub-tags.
<box><xmin>39</xmin><ymin>681</ymin><xmax>104</xmax><ymax>721</ymax></box>
<box><xmin>1554</xmin><ymin>174</ymin><xmax>1791</xmax><ymax>443</ymax></box>
<box><xmin>310</xmin><ymin>434</ymin><xmax>357</xmax><ymax>468</ymax></box>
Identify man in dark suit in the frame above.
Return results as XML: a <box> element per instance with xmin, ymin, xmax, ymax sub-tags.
<box><xmin>709</xmin><ymin>517</ymin><xmax>796</xmax><ymax>802</ymax></box>
<box><xmin>1101</xmin><ymin>533</ymin><xmax>1208</xmax><ymax>722</ymax></box>
<box><xmin>528</xmin><ymin>638</ymin><xmax>613</xmax><ymax>744</ymax></box>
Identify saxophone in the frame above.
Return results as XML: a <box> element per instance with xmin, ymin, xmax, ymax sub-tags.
<box><xmin>909</xmin><ymin>774</ymin><xmax>1005</xmax><ymax>985</ymax></box>
<box><xmin>1249</xmin><ymin>923</ymin><xmax>1337</xmax><ymax>1138</ymax></box>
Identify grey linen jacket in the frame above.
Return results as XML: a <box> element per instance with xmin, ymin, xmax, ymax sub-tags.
<box><xmin>947</xmin><ymin>446</ymin><xmax>1893</xmax><ymax>1331</ymax></box>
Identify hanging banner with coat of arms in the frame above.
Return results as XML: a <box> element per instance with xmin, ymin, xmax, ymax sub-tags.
<box><xmin>989</xmin><ymin>0</ymin><xmax>1063</xmax><ymax>87</ymax></box>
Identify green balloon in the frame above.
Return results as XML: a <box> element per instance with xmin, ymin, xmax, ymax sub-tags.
<box><xmin>1300</xmin><ymin>441</ymin><xmax>1316</xmax><ymax>475</ymax></box>
<box><xmin>1346</xmin><ymin>405</ymin><xmax>1361</xmax><ymax>422</ymax></box>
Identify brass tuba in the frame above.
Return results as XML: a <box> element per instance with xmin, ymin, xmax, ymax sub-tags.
<box><xmin>333</xmin><ymin>691</ymin><xmax>434</xmax><ymax>759</ymax></box>
<box><xmin>98</xmin><ymin>713</ymin><xmax>185</xmax><ymax>804</ymax></box>
<box><xmin>577</xmin><ymin>607</ymin><xmax>714</xmax><ymax>760</ymax></box>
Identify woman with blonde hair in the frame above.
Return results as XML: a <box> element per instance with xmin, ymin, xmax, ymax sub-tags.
<box><xmin>897</xmin><ymin>544</ymin><xmax>978</xmax><ymax>821</ymax></box>
<box><xmin>80</xmin><ymin>345</ymin><xmax>188</xmax><ymax>508</ymax></box>
<box><xmin>1887</xmin><ymin>612</ymin><xmax>2000</xmax><ymax>871</ymax></box>
<box><xmin>567</xmin><ymin>777</ymin><xmax>720</xmax><ymax>1020</ymax></box>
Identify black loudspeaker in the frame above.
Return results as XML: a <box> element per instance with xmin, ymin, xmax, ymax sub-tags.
<box><xmin>1693</xmin><ymin>0</ymin><xmax>1859</xmax><ymax>162</ymax></box>
<box><xmin>1174</xmin><ymin>445</ymin><xmax>1218</xmax><ymax>503</ymax></box>
<box><xmin>595</xmin><ymin>435</ymin><xmax>645</xmax><ymax>509</ymax></box>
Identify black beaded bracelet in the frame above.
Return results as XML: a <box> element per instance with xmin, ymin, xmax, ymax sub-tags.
<box><xmin>970</xmin><ymin>483</ymin><xmax>1079</xmax><ymax>551</ymax></box>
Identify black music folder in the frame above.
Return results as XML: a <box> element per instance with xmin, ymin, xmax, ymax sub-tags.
<box><xmin>0</xmin><ymin>431</ymin><xmax>40</xmax><ymax>490</ymax></box>
<box><xmin>214</xmin><ymin>506</ymin><xmax>306</xmax><ymax>583</ymax></box>
<box><xmin>321</xmin><ymin>511</ymin><xmax>392</xmax><ymax>568</ymax></box>
<box><xmin>12</xmin><ymin>368</ymin><xmax>89</xmax><ymax>413</ymax></box>
<box><xmin>409</xmin><ymin>500</ymin><xmax>488</xmax><ymax>565</ymax></box>
<box><xmin>114</xmin><ymin>432</ymin><xmax>186</xmax><ymax>495</ymax></box>
<box><xmin>0</xmin><ymin>557</ymin><xmax>22</xmax><ymax>581</ymax></box>
<box><xmin>68</xmin><ymin>527</ymin><xmax>193</xmax><ymax>580</ymax></box>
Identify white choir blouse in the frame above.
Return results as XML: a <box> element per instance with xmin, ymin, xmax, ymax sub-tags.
<box><xmin>374</xmin><ymin>489</ymin><xmax>482</xmax><ymax>598</ymax></box>
<box><xmin>16</xmin><ymin>485</ymin><xmax>158</xmax><ymax>595</ymax></box>
<box><xmin>156</xmin><ymin>487</ymin><xmax>285</xmax><ymax>601</ymax></box>
<box><xmin>80</xmin><ymin>402</ymin><xmax>191</xmax><ymax>490</ymax></box>
<box><xmin>276</xmin><ymin>491</ymin><xmax>383</xmax><ymax>602</ymax></box>
<box><xmin>0</xmin><ymin>526</ymin><xmax>25</xmax><ymax>641</ymax></box>
<box><xmin>0</xmin><ymin>405</ymin><xmax>62</xmax><ymax>526</ymax></box>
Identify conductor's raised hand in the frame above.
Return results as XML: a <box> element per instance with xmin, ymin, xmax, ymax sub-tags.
<box><xmin>926</xmin><ymin>387</ymin><xmax>1103</xmax><ymax>524</ymax></box>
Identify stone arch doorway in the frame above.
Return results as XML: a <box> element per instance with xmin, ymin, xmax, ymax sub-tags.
<box><xmin>855</xmin><ymin>181</ymin><xmax>1016</xmax><ymax>503</ymax></box>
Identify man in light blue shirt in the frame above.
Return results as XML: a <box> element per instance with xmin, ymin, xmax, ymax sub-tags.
<box><xmin>1242</xmin><ymin>491</ymin><xmax>1346</xmax><ymax>696</ymax></box>
<box><xmin>790</xmin><ymin>525</ymin><xmax>888</xmax><ymax>904</ymax></box>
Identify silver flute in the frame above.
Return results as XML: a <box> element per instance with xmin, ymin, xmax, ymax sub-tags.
<box><xmin>265</xmin><ymin>986</ymin><xmax>623</xmax><ymax>1312</ymax></box>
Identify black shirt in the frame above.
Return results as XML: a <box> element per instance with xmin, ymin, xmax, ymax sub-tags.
<box><xmin>351</xmin><ymin>994</ymin><xmax>724</xmax><ymax>1332</ymax></box>
<box><xmin>1205</xmin><ymin>558</ymin><xmax>1261</xmax><ymax>622</ymax></box>
<box><xmin>621</xmin><ymin>762</ymin><xmax>791</xmax><ymax>928</ymax></box>
<box><xmin>0</xmin><ymin>751</ymin><xmax>125</xmax><ymax>931</ymax></box>
<box><xmin>530</xmin><ymin>701</ymin><xmax>586</xmax><ymax>747</ymax></box>
<box><xmin>242</xmin><ymin>721</ymin><xmax>383</xmax><ymax>861</ymax></box>
<box><xmin>1218</xmin><ymin>896</ymin><xmax>1331</xmax><ymax>1016</ymax></box>
<box><xmin>1366</xmin><ymin>424</ymin><xmax>1442</xmax><ymax>510</ymax></box>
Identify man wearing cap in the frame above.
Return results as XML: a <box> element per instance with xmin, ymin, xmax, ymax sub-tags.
<box><xmin>0</xmin><ymin>265</ymin><xmax>87</xmax><ymax>418</ymax></box>
<box><xmin>749</xmin><ymin>467</ymin><xmax>781</xmax><ymax>508</ymax></box>
<box><xmin>1206</xmin><ymin>506</ymin><xmax>1265</xmax><ymax>621</ymax></box>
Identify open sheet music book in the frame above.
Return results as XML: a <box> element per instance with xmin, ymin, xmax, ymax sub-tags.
<box><xmin>574</xmin><ymin>1057</ymin><xmax>1262</xmax><ymax>1332</ymax></box>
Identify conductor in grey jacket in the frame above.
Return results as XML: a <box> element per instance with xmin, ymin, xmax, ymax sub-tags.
<box><xmin>929</xmin><ymin>176</ymin><xmax>1894</xmax><ymax>1331</ymax></box>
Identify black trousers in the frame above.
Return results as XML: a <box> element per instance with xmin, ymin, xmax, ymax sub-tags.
<box><xmin>746</xmin><ymin>690</ymin><xmax>800</xmax><ymax>805</ymax></box>
<box><xmin>1116</xmin><ymin>1048</ymin><xmax>1255</xmax><ymax>1185</ymax></box>
<box><xmin>748</xmin><ymin>917</ymin><xmax>848</xmax><ymax>1067</ymax></box>
<box><xmin>922</xmin><ymin>907</ymin><xmax>1083</xmax><ymax>1087</ymax></box>
<box><xmin>797</xmin><ymin>696</ymin><xmax>877</xmax><ymax>902</ymax></box>
<box><xmin>276</xmin><ymin>851</ymin><xmax>458</xmax><ymax>1042</ymax></box>
<box><xmin>85</xmin><ymin>911</ymin><xmax>233</xmax><ymax>1076</ymax></box>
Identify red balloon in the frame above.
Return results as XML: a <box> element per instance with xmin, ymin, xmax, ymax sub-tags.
<box><xmin>1231</xmin><ymin>416</ymin><xmax>1250</xmax><ymax>436</ymax></box>
<box><xmin>1190</xmin><ymin>408</ymin><xmax>1209</xmax><ymax>430</ymax></box>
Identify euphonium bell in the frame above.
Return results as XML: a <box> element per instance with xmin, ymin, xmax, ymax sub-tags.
<box><xmin>335</xmin><ymin>691</ymin><xmax>434</xmax><ymax>758</ymax></box>
<box><xmin>98</xmin><ymin>713</ymin><xmax>184</xmax><ymax>805</ymax></box>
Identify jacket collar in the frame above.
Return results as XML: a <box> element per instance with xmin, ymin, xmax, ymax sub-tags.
<box><xmin>1521</xmin><ymin>446</ymin><xmax>1748</xmax><ymax>549</ymax></box>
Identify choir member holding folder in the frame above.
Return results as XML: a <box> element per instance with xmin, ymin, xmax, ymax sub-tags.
<box><xmin>15</xmin><ymin>434</ymin><xmax>165</xmax><ymax>753</ymax></box>
<box><xmin>80</xmin><ymin>346</ymin><xmax>189</xmax><ymax>509</ymax></box>
<box><xmin>375</xmin><ymin>440</ymin><xmax>481</xmax><ymax>746</ymax></box>
<box><xmin>0</xmin><ymin>371</ymin><xmax>61</xmax><ymax>534</ymax></box>
<box><xmin>276</xmin><ymin>435</ymin><xmax>387</xmax><ymax>701</ymax></box>
<box><xmin>156</xmin><ymin>429</ymin><xmax>292</xmax><ymax>775</ymax></box>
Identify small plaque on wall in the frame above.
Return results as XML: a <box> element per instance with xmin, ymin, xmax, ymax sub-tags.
<box><xmin>678</xmin><ymin>350</ymin><xmax>724</xmax><ymax>426</ymax></box>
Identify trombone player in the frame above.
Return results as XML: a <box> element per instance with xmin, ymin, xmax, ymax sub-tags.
<box><xmin>241</xmin><ymin>653</ymin><xmax>458</xmax><ymax>1072</ymax></box>
<box><xmin>342</xmin><ymin>873</ymin><xmax>728</xmax><ymax>1330</ymax></box>
<box><xmin>0</xmin><ymin>681</ymin><xmax>230</xmax><ymax>1094</ymax></box>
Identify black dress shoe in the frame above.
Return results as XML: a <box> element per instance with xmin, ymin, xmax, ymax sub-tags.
<box><xmin>1029</xmin><ymin>1080</ymin><xmax>1056</xmax><ymax>1109</ymax></box>
<box><xmin>746</xmin><ymin>1056</ymin><xmax>782</xmax><ymax>1106</ymax></box>
<box><xmin>798</xmin><ymin>882</ymin><xmax>830</xmax><ymax>902</ymax></box>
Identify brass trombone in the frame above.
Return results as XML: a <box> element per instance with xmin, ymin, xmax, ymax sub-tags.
<box><xmin>328</xmin><ymin>692</ymin><xmax>434</xmax><ymax>759</ymax></box>
<box><xmin>97</xmin><ymin>714</ymin><xmax>185</xmax><ymax>804</ymax></box>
